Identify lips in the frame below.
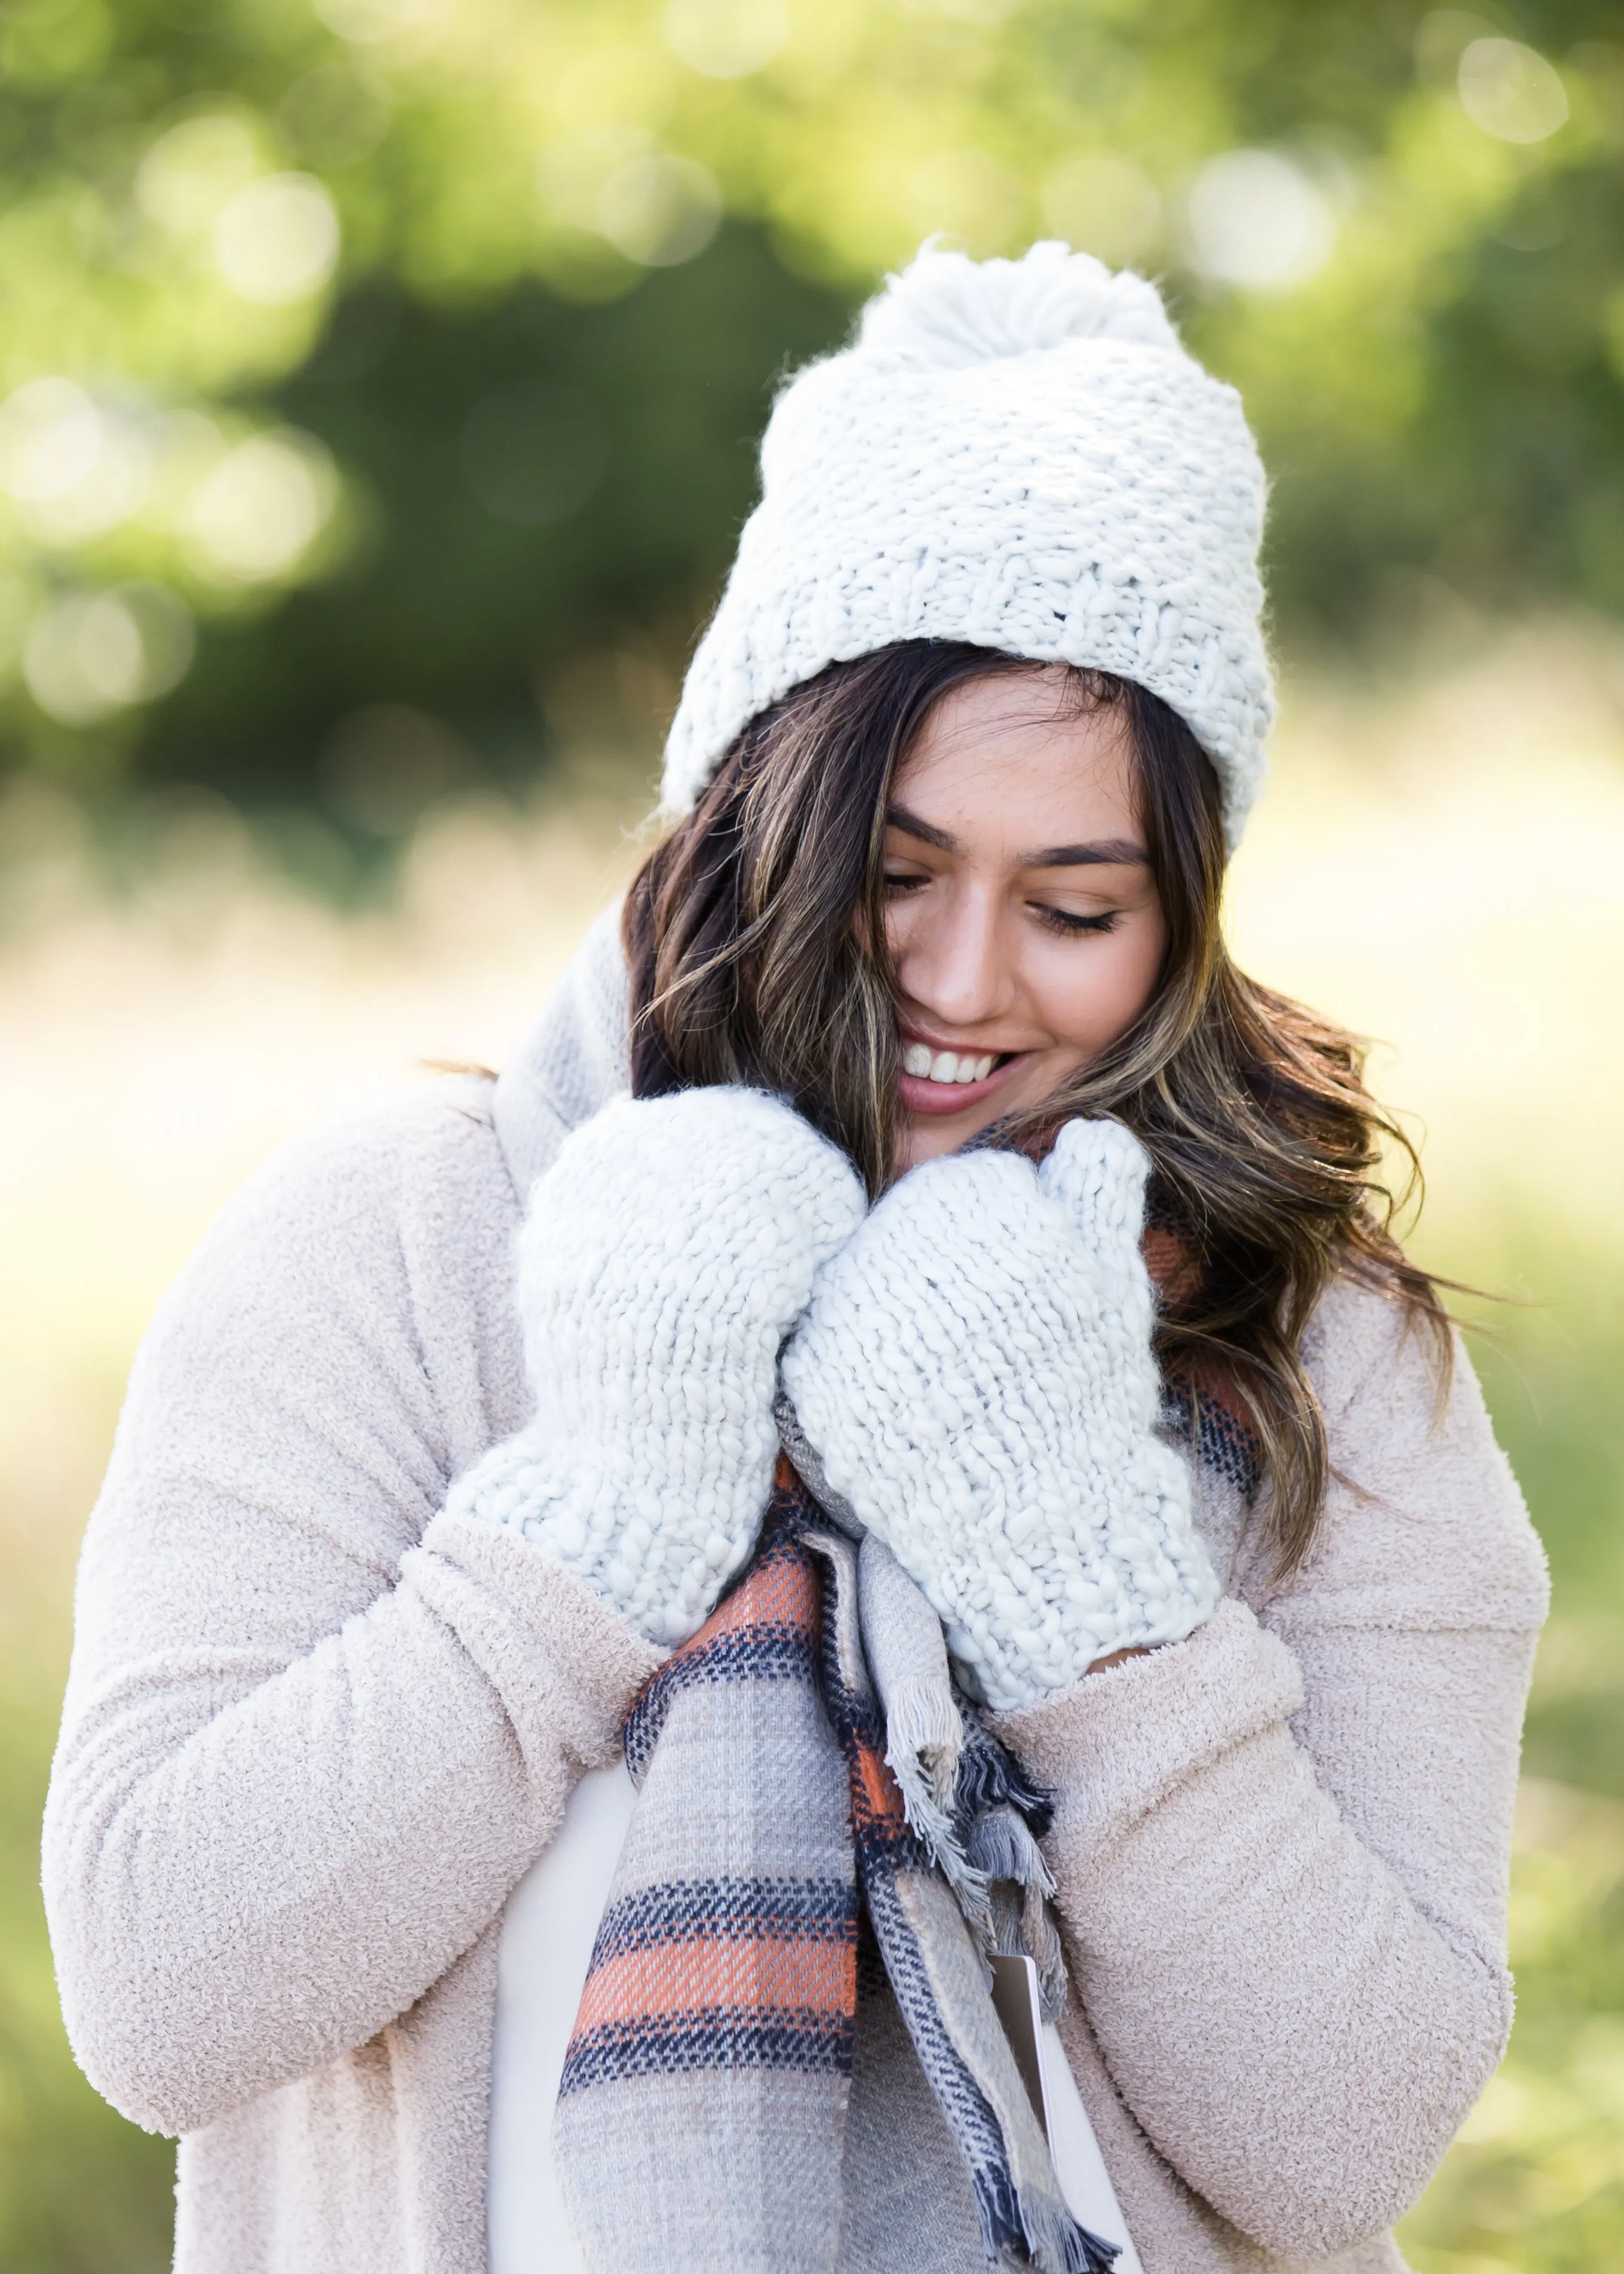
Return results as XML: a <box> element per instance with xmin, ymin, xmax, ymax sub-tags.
<box><xmin>896</xmin><ymin>1032</ymin><xmax>1023</xmax><ymax>1118</ymax></box>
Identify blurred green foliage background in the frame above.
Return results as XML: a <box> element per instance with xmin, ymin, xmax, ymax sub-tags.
<box><xmin>1</xmin><ymin>0</ymin><xmax>1623</xmax><ymax>839</ymax></box>
<box><xmin>2</xmin><ymin>1</ymin><xmax>1623</xmax><ymax>2269</ymax></box>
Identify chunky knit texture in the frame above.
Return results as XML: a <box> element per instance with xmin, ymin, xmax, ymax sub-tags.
<box><xmin>782</xmin><ymin>1120</ymin><xmax>1220</xmax><ymax>1711</ymax></box>
<box><xmin>661</xmin><ymin>240</ymin><xmax>1274</xmax><ymax>845</ymax></box>
<box><xmin>448</xmin><ymin>1087</ymin><xmax>865</xmax><ymax>1647</ymax></box>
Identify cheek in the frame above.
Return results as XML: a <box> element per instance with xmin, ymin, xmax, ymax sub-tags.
<box><xmin>1033</xmin><ymin>922</ymin><xmax>1165</xmax><ymax>1051</ymax></box>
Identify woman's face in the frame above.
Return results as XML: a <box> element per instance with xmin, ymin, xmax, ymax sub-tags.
<box><xmin>883</xmin><ymin>668</ymin><xmax>1168</xmax><ymax>1171</ymax></box>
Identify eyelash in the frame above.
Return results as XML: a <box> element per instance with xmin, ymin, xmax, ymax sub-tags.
<box><xmin>882</xmin><ymin>874</ymin><xmax>1119</xmax><ymax>938</ymax></box>
<box><xmin>1034</xmin><ymin>906</ymin><xmax>1119</xmax><ymax>938</ymax></box>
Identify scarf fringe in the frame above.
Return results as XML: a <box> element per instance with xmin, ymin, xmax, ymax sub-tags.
<box><xmin>957</xmin><ymin>1732</ymin><xmax>1068</xmax><ymax>2020</ymax></box>
<box><xmin>974</xmin><ymin>2167</ymin><xmax>1121</xmax><ymax>2274</ymax></box>
<box><xmin>954</xmin><ymin>1722</ymin><xmax>1055</xmax><ymax>1841</ymax></box>
<box><xmin>982</xmin><ymin>1863</ymin><xmax>1069</xmax><ymax>2024</ymax></box>
<box><xmin>1020</xmin><ymin>2182</ymin><xmax>1123</xmax><ymax>2274</ymax></box>
<box><xmin>883</xmin><ymin>1671</ymin><xmax>964</xmax><ymax>1809</ymax></box>
<box><xmin>966</xmin><ymin>1803</ymin><xmax>1055</xmax><ymax>1899</ymax></box>
<box><xmin>885</xmin><ymin>1674</ymin><xmax>993</xmax><ymax>1930</ymax></box>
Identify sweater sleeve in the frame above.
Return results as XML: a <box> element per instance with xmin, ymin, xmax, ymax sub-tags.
<box><xmin>992</xmin><ymin>1278</ymin><xmax>1549</xmax><ymax>2263</ymax></box>
<box><xmin>41</xmin><ymin>1087</ymin><xmax>662</xmax><ymax>2141</ymax></box>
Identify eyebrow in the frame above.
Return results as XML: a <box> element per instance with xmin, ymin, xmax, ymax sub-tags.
<box><xmin>885</xmin><ymin>803</ymin><xmax>1149</xmax><ymax>869</ymax></box>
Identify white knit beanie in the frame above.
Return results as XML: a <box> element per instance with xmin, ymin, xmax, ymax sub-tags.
<box><xmin>661</xmin><ymin>239</ymin><xmax>1274</xmax><ymax>846</ymax></box>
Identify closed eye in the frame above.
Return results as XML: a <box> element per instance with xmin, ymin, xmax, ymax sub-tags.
<box><xmin>1032</xmin><ymin>904</ymin><xmax>1119</xmax><ymax>937</ymax></box>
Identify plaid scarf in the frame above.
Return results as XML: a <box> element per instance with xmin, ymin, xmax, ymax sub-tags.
<box><xmin>551</xmin><ymin>1229</ymin><xmax>1259</xmax><ymax>2274</ymax></box>
<box><xmin>551</xmin><ymin>1454</ymin><xmax>1119</xmax><ymax>2274</ymax></box>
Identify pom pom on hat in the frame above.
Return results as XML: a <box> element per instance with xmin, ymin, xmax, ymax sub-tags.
<box><xmin>857</xmin><ymin>238</ymin><xmax>1181</xmax><ymax>366</ymax></box>
<box><xmin>662</xmin><ymin>238</ymin><xmax>1274</xmax><ymax>845</ymax></box>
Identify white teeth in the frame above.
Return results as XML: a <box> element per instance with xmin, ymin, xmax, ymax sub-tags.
<box><xmin>903</xmin><ymin>1045</ymin><xmax>999</xmax><ymax>1086</ymax></box>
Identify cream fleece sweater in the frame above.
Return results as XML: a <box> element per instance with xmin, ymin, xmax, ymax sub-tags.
<box><xmin>43</xmin><ymin>907</ymin><xmax>1549</xmax><ymax>2274</ymax></box>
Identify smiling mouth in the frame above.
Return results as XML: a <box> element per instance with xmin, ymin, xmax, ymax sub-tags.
<box><xmin>895</xmin><ymin>1036</ymin><xmax>1025</xmax><ymax>1116</ymax></box>
<box><xmin>900</xmin><ymin>1042</ymin><xmax>1010</xmax><ymax>1087</ymax></box>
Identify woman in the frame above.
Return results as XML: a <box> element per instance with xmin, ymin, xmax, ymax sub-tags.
<box><xmin>44</xmin><ymin>243</ymin><xmax>1547</xmax><ymax>2274</ymax></box>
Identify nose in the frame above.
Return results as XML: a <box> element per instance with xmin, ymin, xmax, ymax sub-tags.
<box><xmin>894</xmin><ymin>879</ymin><xmax>1014</xmax><ymax>1033</ymax></box>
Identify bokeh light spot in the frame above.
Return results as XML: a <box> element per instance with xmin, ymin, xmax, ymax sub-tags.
<box><xmin>1185</xmin><ymin>149</ymin><xmax>1336</xmax><ymax>290</ymax></box>
<box><xmin>597</xmin><ymin>154</ymin><xmax>722</xmax><ymax>267</ymax></box>
<box><xmin>186</xmin><ymin>432</ymin><xmax>336</xmax><ymax>582</ymax></box>
<box><xmin>213</xmin><ymin>174</ymin><xmax>342</xmax><ymax>306</ymax></box>
<box><xmin>665</xmin><ymin>0</ymin><xmax>787</xmax><ymax>80</ymax></box>
<box><xmin>538</xmin><ymin>127</ymin><xmax>653</xmax><ymax>237</ymax></box>
<box><xmin>1458</xmin><ymin>38</ymin><xmax>1570</xmax><ymax>145</ymax></box>
<box><xmin>0</xmin><ymin>379</ymin><xmax>101</xmax><ymax>504</ymax></box>
<box><xmin>136</xmin><ymin>114</ymin><xmax>260</xmax><ymax>235</ymax></box>
<box><xmin>312</xmin><ymin>0</ymin><xmax>454</xmax><ymax>44</ymax></box>
<box><xmin>0</xmin><ymin>380</ymin><xmax>152</xmax><ymax>545</ymax></box>
<box><xmin>23</xmin><ymin>583</ymin><xmax>194</xmax><ymax>725</ymax></box>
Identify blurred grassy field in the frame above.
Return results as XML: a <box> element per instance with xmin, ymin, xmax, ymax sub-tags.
<box><xmin>1</xmin><ymin>625</ymin><xmax>1621</xmax><ymax>2271</ymax></box>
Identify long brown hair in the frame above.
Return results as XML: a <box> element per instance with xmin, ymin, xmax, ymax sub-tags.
<box><xmin>624</xmin><ymin>641</ymin><xmax>1449</xmax><ymax>1576</ymax></box>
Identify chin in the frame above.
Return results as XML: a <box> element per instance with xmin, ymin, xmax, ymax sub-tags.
<box><xmin>897</xmin><ymin>1103</ymin><xmax>1005</xmax><ymax>1171</ymax></box>
<box><xmin>895</xmin><ymin>1061</ymin><xmax>1085</xmax><ymax>1171</ymax></box>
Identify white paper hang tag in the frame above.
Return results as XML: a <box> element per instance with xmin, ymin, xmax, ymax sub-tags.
<box><xmin>988</xmin><ymin>1954</ymin><xmax>1144</xmax><ymax>2274</ymax></box>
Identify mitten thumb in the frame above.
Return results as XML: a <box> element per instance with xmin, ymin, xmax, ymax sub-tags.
<box><xmin>1038</xmin><ymin>1117</ymin><xmax>1156</xmax><ymax>1334</ymax></box>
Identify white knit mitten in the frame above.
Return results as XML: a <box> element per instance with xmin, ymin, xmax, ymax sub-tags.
<box><xmin>449</xmin><ymin>1088</ymin><xmax>867</xmax><ymax>1647</ymax></box>
<box><xmin>781</xmin><ymin>1119</ymin><xmax>1219</xmax><ymax>1711</ymax></box>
